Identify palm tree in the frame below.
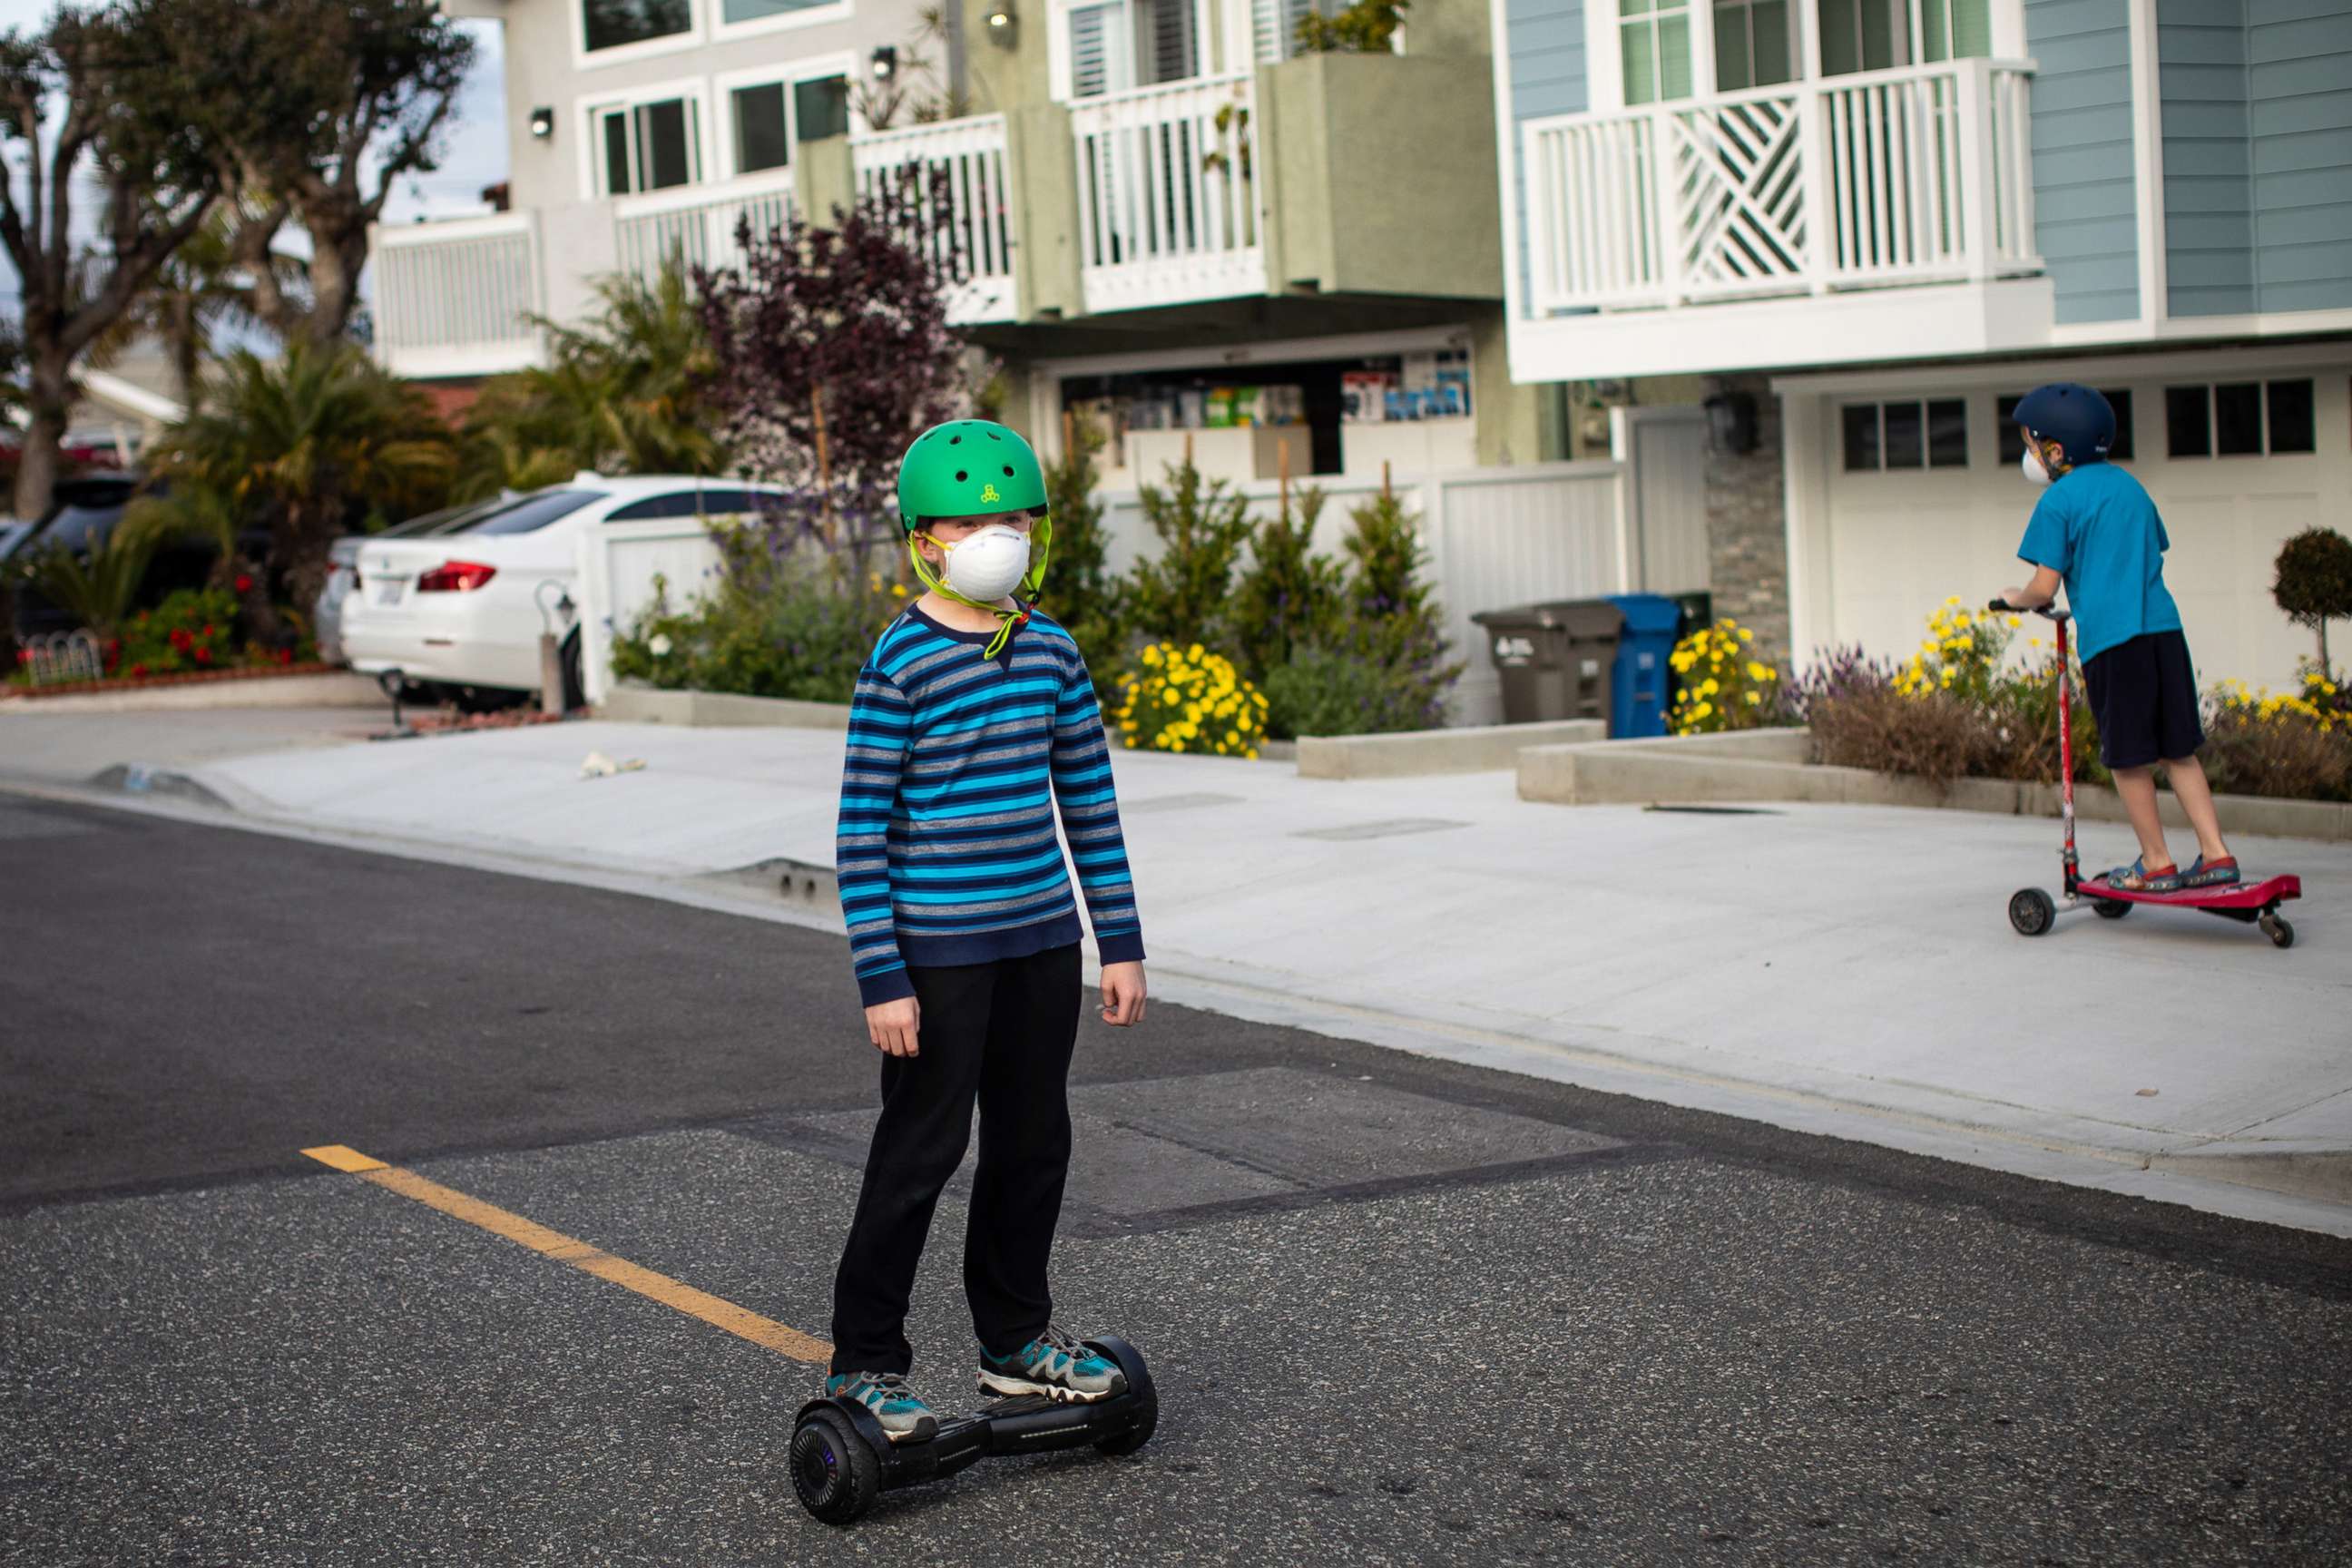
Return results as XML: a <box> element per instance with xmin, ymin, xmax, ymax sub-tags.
<box><xmin>84</xmin><ymin>204</ymin><xmax>307</xmax><ymax>410</ymax></box>
<box><xmin>139</xmin><ymin>339</ymin><xmax>456</xmax><ymax>634</ymax></box>
<box><xmin>459</xmin><ymin>257</ymin><xmax>727</xmax><ymax>497</ymax></box>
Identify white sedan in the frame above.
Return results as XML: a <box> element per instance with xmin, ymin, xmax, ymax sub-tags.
<box><xmin>338</xmin><ymin>474</ymin><xmax>781</xmax><ymax>705</ymax></box>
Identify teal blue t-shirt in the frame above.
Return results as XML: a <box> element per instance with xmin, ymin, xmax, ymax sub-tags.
<box><xmin>2015</xmin><ymin>461</ymin><xmax>2181</xmax><ymax>665</ymax></box>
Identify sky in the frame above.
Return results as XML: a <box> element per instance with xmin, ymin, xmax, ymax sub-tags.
<box><xmin>0</xmin><ymin>1</ymin><xmax>512</xmax><ymax>313</ymax></box>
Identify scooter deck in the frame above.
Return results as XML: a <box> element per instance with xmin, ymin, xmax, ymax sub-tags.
<box><xmin>2077</xmin><ymin>872</ymin><xmax>2300</xmax><ymax>909</ymax></box>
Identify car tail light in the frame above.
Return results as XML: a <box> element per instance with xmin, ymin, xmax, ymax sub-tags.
<box><xmin>416</xmin><ymin>560</ymin><xmax>497</xmax><ymax>593</ymax></box>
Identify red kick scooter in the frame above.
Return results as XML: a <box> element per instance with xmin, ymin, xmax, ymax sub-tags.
<box><xmin>1994</xmin><ymin>600</ymin><xmax>2301</xmax><ymax>948</ymax></box>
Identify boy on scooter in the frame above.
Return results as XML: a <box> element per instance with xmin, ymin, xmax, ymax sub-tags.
<box><xmin>1997</xmin><ymin>382</ymin><xmax>2236</xmax><ymax>892</ymax></box>
<box><xmin>825</xmin><ymin>420</ymin><xmax>1148</xmax><ymax>1442</ymax></box>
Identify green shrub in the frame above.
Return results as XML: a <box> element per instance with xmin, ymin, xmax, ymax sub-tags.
<box><xmin>1231</xmin><ymin>485</ymin><xmax>1343</xmax><ymax>687</ymax></box>
<box><xmin>1263</xmin><ymin>639</ymin><xmax>1444</xmax><ymax>738</ymax></box>
<box><xmin>1123</xmin><ymin>458</ymin><xmax>1251</xmax><ymax>652</ymax></box>
<box><xmin>612</xmin><ymin>548</ymin><xmax>899</xmax><ymax>703</ymax></box>
<box><xmin>1041</xmin><ymin>420</ymin><xmax>1127</xmax><ymax>697</ymax></box>
<box><xmin>119</xmin><ymin>588</ymin><xmax>241</xmax><ymax>677</ymax></box>
<box><xmin>2273</xmin><ymin>526</ymin><xmax>2352</xmax><ymax>671</ymax></box>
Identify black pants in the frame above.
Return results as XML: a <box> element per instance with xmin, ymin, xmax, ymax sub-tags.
<box><xmin>828</xmin><ymin>943</ymin><xmax>1082</xmax><ymax>1377</ymax></box>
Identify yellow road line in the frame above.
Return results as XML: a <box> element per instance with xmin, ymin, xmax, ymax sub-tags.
<box><xmin>301</xmin><ymin>1144</ymin><xmax>833</xmax><ymax>1366</ymax></box>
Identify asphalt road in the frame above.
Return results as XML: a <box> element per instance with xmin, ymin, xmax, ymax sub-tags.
<box><xmin>5</xmin><ymin>791</ymin><xmax>2350</xmax><ymax>1565</ymax></box>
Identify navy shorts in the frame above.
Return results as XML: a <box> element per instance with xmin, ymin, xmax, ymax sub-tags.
<box><xmin>2082</xmin><ymin>629</ymin><xmax>2204</xmax><ymax>769</ymax></box>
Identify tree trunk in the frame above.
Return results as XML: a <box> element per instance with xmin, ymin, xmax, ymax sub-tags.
<box><xmin>299</xmin><ymin>227</ymin><xmax>369</xmax><ymax>345</ymax></box>
<box><xmin>13</xmin><ymin>358</ymin><xmax>74</xmax><ymax>523</ymax></box>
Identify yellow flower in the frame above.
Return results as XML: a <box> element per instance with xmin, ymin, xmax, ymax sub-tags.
<box><xmin>1187</xmin><ymin>642</ymin><xmax>1204</xmax><ymax>661</ymax></box>
<box><xmin>1690</xmin><ymin>701</ymin><xmax>1714</xmax><ymax>721</ymax></box>
<box><xmin>1746</xmin><ymin>661</ymin><xmax>1770</xmax><ymax>682</ymax></box>
<box><xmin>1745</xmin><ymin>691</ymin><xmax>1761</xmax><ymax>705</ymax></box>
<box><xmin>1739</xmin><ymin>628</ymin><xmax>1754</xmax><ymax>643</ymax></box>
<box><xmin>1700</xmin><ymin>679</ymin><xmax>1720</xmax><ymax>697</ymax></box>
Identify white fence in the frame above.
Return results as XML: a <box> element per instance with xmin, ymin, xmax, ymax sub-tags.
<box><xmin>577</xmin><ymin>464</ymin><xmax>1632</xmax><ymax>727</ymax></box>
<box><xmin>613</xmin><ymin>172</ymin><xmax>796</xmax><ymax>286</ymax></box>
<box><xmin>1524</xmin><ymin>57</ymin><xmax>2035</xmax><ymax>313</ymax></box>
<box><xmin>1071</xmin><ymin>72</ymin><xmax>1267</xmax><ymax>315</ymax></box>
<box><xmin>851</xmin><ymin>116</ymin><xmax>1020</xmax><ymax>324</ymax></box>
<box><xmin>370</xmin><ymin>211</ymin><xmax>542</xmax><ymax>379</ymax></box>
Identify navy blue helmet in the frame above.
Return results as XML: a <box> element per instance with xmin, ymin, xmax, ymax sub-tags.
<box><xmin>2012</xmin><ymin>383</ymin><xmax>2115</xmax><ymax>469</ymax></box>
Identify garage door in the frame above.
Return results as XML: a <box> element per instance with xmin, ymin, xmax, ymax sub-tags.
<box><xmin>1821</xmin><ymin>369</ymin><xmax>2349</xmax><ymax>689</ymax></box>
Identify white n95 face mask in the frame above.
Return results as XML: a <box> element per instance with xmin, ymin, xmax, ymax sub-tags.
<box><xmin>937</xmin><ymin>524</ymin><xmax>1031</xmax><ymax>603</ymax></box>
<box><xmin>2021</xmin><ymin>446</ymin><xmax>2052</xmax><ymax>487</ymax></box>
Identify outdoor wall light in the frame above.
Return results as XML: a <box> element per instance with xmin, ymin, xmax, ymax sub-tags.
<box><xmin>529</xmin><ymin>105</ymin><xmax>554</xmax><ymax>141</ymax></box>
<box><xmin>870</xmin><ymin>44</ymin><xmax>898</xmax><ymax>81</ymax></box>
<box><xmin>1706</xmin><ymin>390</ymin><xmax>1759</xmax><ymax>456</ymax></box>
<box><xmin>986</xmin><ymin>0</ymin><xmax>1016</xmax><ymax>37</ymax></box>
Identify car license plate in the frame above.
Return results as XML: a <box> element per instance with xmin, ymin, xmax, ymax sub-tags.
<box><xmin>374</xmin><ymin>580</ymin><xmax>403</xmax><ymax>604</ymax></box>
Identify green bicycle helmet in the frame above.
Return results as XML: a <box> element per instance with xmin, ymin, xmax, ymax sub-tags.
<box><xmin>897</xmin><ymin>418</ymin><xmax>1049</xmax><ymax>532</ymax></box>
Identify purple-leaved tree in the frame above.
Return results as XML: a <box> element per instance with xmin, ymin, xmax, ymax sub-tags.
<box><xmin>696</xmin><ymin>179</ymin><xmax>971</xmax><ymax>575</ymax></box>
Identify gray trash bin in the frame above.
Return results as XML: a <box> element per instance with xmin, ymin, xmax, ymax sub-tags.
<box><xmin>1470</xmin><ymin>600</ymin><xmax>1624</xmax><ymax>728</ymax></box>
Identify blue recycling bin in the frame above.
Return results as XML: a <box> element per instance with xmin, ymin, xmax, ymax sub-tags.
<box><xmin>1606</xmin><ymin>593</ymin><xmax>1683</xmax><ymax>739</ymax></box>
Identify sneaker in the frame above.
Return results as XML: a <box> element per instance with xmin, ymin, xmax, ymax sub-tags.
<box><xmin>825</xmin><ymin>1370</ymin><xmax>939</xmax><ymax>1443</ymax></box>
<box><xmin>977</xmin><ymin>1327</ymin><xmax>1128</xmax><ymax>1404</ymax></box>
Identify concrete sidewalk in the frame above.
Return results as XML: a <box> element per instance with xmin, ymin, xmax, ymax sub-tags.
<box><xmin>5</xmin><ymin>705</ymin><xmax>2347</xmax><ymax>1234</ymax></box>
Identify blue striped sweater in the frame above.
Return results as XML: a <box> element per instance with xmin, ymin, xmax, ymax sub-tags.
<box><xmin>837</xmin><ymin>604</ymin><xmax>1145</xmax><ymax>1006</ymax></box>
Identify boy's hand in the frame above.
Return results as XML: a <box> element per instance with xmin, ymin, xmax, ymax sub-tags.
<box><xmin>866</xmin><ymin>996</ymin><xmax>920</xmax><ymax>1057</ymax></box>
<box><xmin>1100</xmin><ymin>962</ymin><xmax>1146</xmax><ymax>1027</ymax></box>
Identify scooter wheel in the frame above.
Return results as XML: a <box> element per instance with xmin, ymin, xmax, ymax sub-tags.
<box><xmin>2008</xmin><ymin>887</ymin><xmax>2056</xmax><ymax>937</ymax></box>
<box><xmin>2260</xmin><ymin>913</ymin><xmax>2295</xmax><ymax>950</ymax></box>
<box><xmin>2093</xmin><ymin>898</ymin><xmax>2131</xmax><ymax>920</ymax></box>
<box><xmin>790</xmin><ymin>1406</ymin><xmax>880</xmax><ymax>1526</ymax></box>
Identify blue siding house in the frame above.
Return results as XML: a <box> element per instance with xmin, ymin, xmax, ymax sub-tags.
<box><xmin>1493</xmin><ymin>0</ymin><xmax>2352</xmax><ymax>687</ymax></box>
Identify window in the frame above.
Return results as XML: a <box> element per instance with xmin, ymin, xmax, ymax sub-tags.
<box><xmin>722</xmin><ymin>0</ymin><xmax>838</xmax><ymax>23</ymax></box>
<box><xmin>2165</xmin><ymin>380</ymin><xmax>2315</xmax><ymax>458</ymax></box>
<box><xmin>797</xmin><ymin>75</ymin><xmax>851</xmax><ymax>142</ymax></box>
<box><xmin>1842</xmin><ymin>399</ymin><xmax>1966</xmax><ymax>471</ymax></box>
<box><xmin>582</xmin><ymin>0</ymin><xmax>691</xmax><ymax>54</ymax></box>
<box><xmin>1252</xmin><ymin>0</ymin><xmax>1336</xmax><ymax>61</ymax></box>
<box><xmin>594</xmin><ymin>97</ymin><xmax>701</xmax><ymax>196</ymax></box>
<box><xmin>1713</xmin><ymin>0</ymin><xmax>1792</xmax><ymax>92</ymax></box>
<box><xmin>732</xmin><ymin>84</ymin><xmax>790</xmax><ymax>173</ymax></box>
<box><xmin>1063</xmin><ymin>0</ymin><xmax>1196</xmax><ymax>98</ymax></box>
<box><xmin>1998</xmin><ymin>390</ymin><xmax>2135</xmax><ymax>465</ymax></box>
<box><xmin>461</xmin><ymin>492</ymin><xmax>604</xmax><ymax>537</ymax></box>
<box><xmin>1621</xmin><ymin>0</ymin><xmax>1693</xmax><ymax>104</ymax></box>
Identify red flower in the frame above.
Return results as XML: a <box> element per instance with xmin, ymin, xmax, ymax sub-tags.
<box><xmin>170</xmin><ymin>628</ymin><xmax>192</xmax><ymax>650</ymax></box>
<box><xmin>130</xmin><ymin>662</ymin><xmax>146</xmax><ymax>677</ymax></box>
<box><xmin>234</xmin><ymin>574</ymin><xmax>253</xmax><ymax>593</ymax></box>
<box><xmin>277</xmin><ymin>648</ymin><xmax>294</xmax><ymax>665</ymax></box>
<box><xmin>194</xmin><ymin>647</ymin><xmax>213</xmax><ymax>665</ymax></box>
<box><xmin>14</xmin><ymin>649</ymin><xmax>28</xmax><ymax>666</ymax></box>
<box><xmin>201</xmin><ymin>623</ymin><xmax>215</xmax><ymax>638</ymax></box>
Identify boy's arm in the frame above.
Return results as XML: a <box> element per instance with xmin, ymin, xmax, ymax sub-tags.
<box><xmin>1048</xmin><ymin>647</ymin><xmax>1145</xmax><ymax>966</ymax></box>
<box><xmin>837</xmin><ymin>664</ymin><xmax>916</xmax><ymax>1007</ymax></box>
<box><xmin>1998</xmin><ymin>565</ymin><xmax>2064</xmax><ymax>610</ymax></box>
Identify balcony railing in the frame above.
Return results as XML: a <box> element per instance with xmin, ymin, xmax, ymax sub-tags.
<box><xmin>369</xmin><ymin>211</ymin><xmax>541</xmax><ymax>378</ymax></box>
<box><xmin>851</xmin><ymin>115</ymin><xmax>1020</xmax><ymax>324</ymax></box>
<box><xmin>1070</xmin><ymin>73</ymin><xmax>1266</xmax><ymax>315</ymax></box>
<box><xmin>1524</xmin><ymin>57</ymin><xmax>2036</xmax><ymax>315</ymax></box>
<box><xmin>612</xmin><ymin>172</ymin><xmax>797</xmax><ymax>284</ymax></box>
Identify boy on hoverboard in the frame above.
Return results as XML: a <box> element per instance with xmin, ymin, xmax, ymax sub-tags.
<box><xmin>824</xmin><ymin>421</ymin><xmax>1149</xmax><ymax>1442</ymax></box>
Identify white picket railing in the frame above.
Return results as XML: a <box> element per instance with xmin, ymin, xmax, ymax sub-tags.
<box><xmin>369</xmin><ymin>211</ymin><xmax>543</xmax><ymax>377</ymax></box>
<box><xmin>1070</xmin><ymin>72</ymin><xmax>1267</xmax><ymax>314</ymax></box>
<box><xmin>613</xmin><ymin>172</ymin><xmax>797</xmax><ymax>284</ymax></box>
<box><xmin>1525</xmin><ymin>57</ymin><xmax>2036</xmax><ymax>313</ymax></box>
<box><xmin>851</xmin><ymin>116</ymin><xmax>1021</xmax><ymax>324</ymax></box>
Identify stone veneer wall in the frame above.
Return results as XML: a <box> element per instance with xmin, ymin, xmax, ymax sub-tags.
<box><xmin>1702</xmin><ymin>374</ymin><xmax>1791</xmax><ymax>662</ymax></box>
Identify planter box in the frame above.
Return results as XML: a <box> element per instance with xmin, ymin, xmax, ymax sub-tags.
<box><xmin>1517</xmin><ymin>727</ymin><xmax>2352</xmax><ymax>844</ymax></box>
<box><xmin>1297</xmin><ymin>719</ymin><xmax>1608</xmax><ymax>779</ymax></box>
<box><xmin>599</xmin><ymin>683</ymin><xmax>849</xmax><ymax>731</ymax></box>
<box><xmin>0</xmin><ymin>668</ymin><xmax>380</xmax><ymax>714</ymax></box>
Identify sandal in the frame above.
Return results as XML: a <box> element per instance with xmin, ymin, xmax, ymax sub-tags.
<box><xmin>2105</xmin><ymin>857</ymin><xmax>2182</xmax><ymax>893</ymax></box>
<box><xmin>2181</xmin><ymin>855</ymin><xmax>2240</xmax><ymax>888</ymax></box>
